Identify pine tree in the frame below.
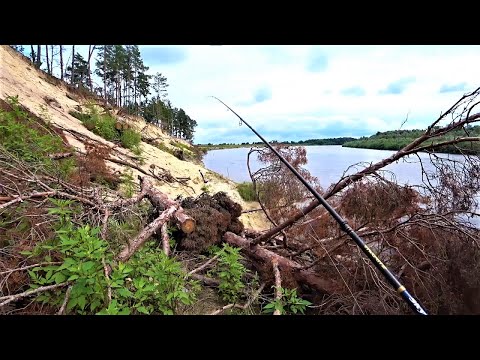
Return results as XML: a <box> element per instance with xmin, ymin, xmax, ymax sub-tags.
<box><xmin>65</xmin><ymin>53</ymin><xmax>90</xmax><ymax>88</ymax></box>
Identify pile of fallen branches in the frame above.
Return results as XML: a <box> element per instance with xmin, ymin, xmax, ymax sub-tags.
<box><xmin>2</xmin><ymin>88</ymin><xmax>480</xmax><ymax>315</ymax></box>
<box><xmin>240</xmin><ymin>87</ymin><xmax>480</xmax><ymax>314</ymax></box>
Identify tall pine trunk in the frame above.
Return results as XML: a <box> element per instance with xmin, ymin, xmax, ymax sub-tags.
<box><xmin>71</xmin><ymin>45</ymin><xmax>75</xmax><ymax>85</ymax></box>
<box><xmin>87</xmin><ymin>45</ymin><xmax>95</xmax><ymax>92</ymax></box>
<box><xmin>59</xmin><ymin>46</ymin><xmax>64</xmax><ymax>80</ymax></box>
<box><xmin>36</xmin><ymin>45</ymin><xmax>41</xmax><ymax>68</ymax></box>
<box><xmin>45</xmin><ymin>45</ymin><xmax>50</xmax><ymax>74</ymax></box>
<box><xmin>50</xmin><ymin>45</ymin><xmax>54</xmax><ymax>76</ymax></box>
<box><xmin>30</xmin><ymin>45</ymin><xmax>36</xmax><ymax>63</ymax></box>
<box><xmin>103</xmin><ymin>45</ymin><xmax>107</xmax><ymax>102</ymax></box>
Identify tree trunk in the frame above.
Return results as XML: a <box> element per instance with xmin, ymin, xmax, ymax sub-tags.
<box><xmin>59</xmin><ymin>45</ymin><xmax>64</xmax><ymax>80</ymax></box>
<box><xmin>45</xmin><ymin>45</ymin><xmax>50</xmax><ymax>74</ymax></box>
<box><xmin>103</xmin><ymin>45</ymin><xmax>107</xmax><ymax>101</ymax></box>
<box><xmin>30</xmin><ymin>45</ymin><xmax>36</xmax><ymax>63</ymax></box>
<box><xmin>36</xmin><ymin>45</ymin><xmax>41</xmax><ymax>68</ymax></box>
<box><xmin>87</xmin><ymin>45</ymin><xmax>95</xmax><ymax>92</ymax></box>
<box><xmin>71</xmin><ymin>45</ymin><xmax>75</xmax><ymax>85</ymax></box>
<box><xmin>223</xmin><ymin>232</ymin><xmax>336</xmax><ymax>295</ymax></box>
<box><xmin>50</xmin><ymin>45</ymin><xmax>54</xmax><ymax>76</ymax></box>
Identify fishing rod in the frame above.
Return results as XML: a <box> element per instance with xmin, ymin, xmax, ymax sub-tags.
<box><xmin>211</xmin><ymin>96</ymin><xmax>428</xmax><ymax>315</ymax></box>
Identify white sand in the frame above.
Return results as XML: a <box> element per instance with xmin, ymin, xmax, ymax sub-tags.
<box><xmin>0</xmin><ymin>45</ymin><xmax>269</xmax><ymax>231</ymax></box>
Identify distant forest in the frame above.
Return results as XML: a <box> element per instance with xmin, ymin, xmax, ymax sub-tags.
<box><xmin>342</xmin><ymin>126</ymin><xmax>480</xmax><ymax>154</ymax></box>
<box><xmin>200</xmin><ymin>137</ymin><xmax>355</xmax><ymax>149</ymax></box>
<box><xmin>9</xmin><ymin>45</ymin><xmax>197</xmax><ymax>141</ymax></box>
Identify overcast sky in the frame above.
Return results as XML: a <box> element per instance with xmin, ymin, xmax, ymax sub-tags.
<box><xmin>63</xmin><ymin>45</ymin><xmax>480</xmax><ymax>144</ymax></box>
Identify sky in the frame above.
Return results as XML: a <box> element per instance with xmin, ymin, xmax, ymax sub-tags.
<box><xmin>40</xmin><ymin>45</ymin><xmax>480</xmax><ymax>144</ymax></box>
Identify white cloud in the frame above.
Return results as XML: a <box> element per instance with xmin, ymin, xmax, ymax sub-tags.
<box><xmin>47</xmin><ymin>45</ymin><xmax>480</xmax><ymax>144</ymax></box>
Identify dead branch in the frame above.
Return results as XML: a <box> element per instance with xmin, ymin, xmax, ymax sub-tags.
<box><xmin>117</xmin><ymin>206</ymin><xmax>177</xmax><ymax>262</ymax></box>
<box><xmin>100</xmin><ymin>208</ymin><xmax>110</xmax><ymax>241</ymax></box>
<box><xmin>49</xmin><ymin>152</ymin><xmax>74</xmax><ymax>160</ymax></box>
<box><xmin>208</xmin><ymin>283</ymin><xmax>266</xmax><ymax>315</ymax></box>
<box><xmin>224</xmin><ymin>232</ymin><xmax>337</xmax><ymax>294</ymax></box>
<box><xmin>0</xmin><ymin>262</ymin><xmax>62</xmax><ymax>275</ymax></box>
<box><xmin>0</xmin><ymin>282</ymin><xmax>70</xmax><ymax>307</ymax></box>
<box><xmin>251</xmin><ymin>96</ymin><xmax>480</xmax><ymax>244</ymax></box>
<box><xmin>161</xmin><ymin>223</ymin><xmax>171</xmax><ymax>256</ymax></box>
<box><xmin>188</xmin><ymin>254</ymin><xmax>220</xmax><ymax>276</ymax></box>
<box><xmin>57</xmin><ymin>285</ymin><xmax>72</xmax><ymax>315</ymax></box>
<box><xmin>110</xmin><ymin>177</ymin><xmax>195</xmax><ymax>234</ymax></box>
<box><xmin>272</xmin><ymin>258</ymin><xmax>282</xmax><ymax>315</ymax></box>
<box><xmin>0</xmin><ymin>190</ymin><xmax>97</xmax><ymax>210</ymax></box>
<box><xmin>101</xmin><ymin>257</ymin><xmax>112</xmax><ymax>305</ymax></box>
<box><xmin>189</xmin><ymin>273</ymin><xmax>220</xmax><ymax>287</ymax></box>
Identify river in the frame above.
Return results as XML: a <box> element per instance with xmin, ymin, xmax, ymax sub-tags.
<box><xmin>203</xmin><ymin>145</ymin><xmax>465</xmax><ymax>188</ymax></box>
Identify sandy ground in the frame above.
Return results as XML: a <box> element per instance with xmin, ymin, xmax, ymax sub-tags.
<box><xmin>0</xmin><ymin>45</ymin><xmax>268</xmax><ymax>231</ymax></box>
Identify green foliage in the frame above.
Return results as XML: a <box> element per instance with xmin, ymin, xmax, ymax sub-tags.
<box><xmin>29</xmin><ymin>199</ymin><xmax>197</xmax><ymax>315</ymax></box>
<box><xmin>155</xmin><ymin>142</ymin><xmax>176</xmax><ymax>156</ymax></box>
<box><xmin>201</xmin><ymin>184</ymin><xmax>211</xmax><ymax>193</ymax></box>
<box><xmin>29</xmin><ymin>224</ymin><xmax>109</xmax><ymax>314</ymax></box>
<box><xmin>0</xmin><ymin>96</ymin><xmax>73</xmax><ymax>179</ymax></box>
<box><xmin>262</xmin><ymin>288</ymin><xmax>311</xmax><ymax>315</ymax></box>
<box><xmin>199</xmin><ymin>137</ymin><xmax>355</xmax><ymax>150</ymax></box>
<box><xmin>119</xmin><ymin>170</ymin><xmax>136</xmax><ymax>198</ymax></box>
<box><xmin>113</xmin><ymin>242</ymin><xmax>198</xmax><ymax>315</ymax></box>
<box><xmin>120</xmin><ymin>129</ymin><xmax>142</xmax><ymax>154</ymax></box>
<box><xmin>343</xmin><ymin>127</ymin><xmax>480</xmax><ymax>154</ymax></box>
<box><xmin>170</xmin><ymin>140</ymin><xmax>192</xmax><ymax>152</ymax></box>
<box><xmin>91</xmin><ymin>112</ymin><xmax>118</xmax><ymax>141</ymax></box>
<box><xmin>68</xmin><ymin>110</ymin><xmax>90</xmax><ymax>123</ymax></box>
<box><xmin>236</xmin><ymin>182</ymin><xmax>257</xmax><ymax>202</ymax></box>
<box><xmin>209</xmin><ymin>244</ymin><xmax>247</xmax><ymax>303</ymax></box>
<box><xmin>73</xmin><ymin>105</ymin><xmax>142</xmax><ymax>154</ymax></box>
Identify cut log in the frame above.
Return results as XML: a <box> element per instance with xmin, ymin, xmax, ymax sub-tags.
<box><xmin>117</xmin><ymin>206</ymin><xmax>178</xmax><ymax>262</ymax></box>
<box><xmin>110</xmin><ymin>176</ymin><xmax>196</xmax><ymax>234</ymax></box>
<box><xmin>223</xmin><ymin>232</ymin><xmax>337</xmax><ymax>295</ymax></box>
<box><xmin>115</xmin><ymin>176</ymin><xmax>195</xmax><ymax>262</ymax></box>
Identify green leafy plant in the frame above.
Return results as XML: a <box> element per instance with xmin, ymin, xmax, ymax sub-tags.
<box><xmin>112</xmin><ymin>244</ymin><xmax>198</xmax><ymax>315</ymax></box>
<box><xmin>29</xmin><ymin>224</ymin><xmax>110</xmax><ymax>314</ymax></box>
<box><xmin>120</xmin><ymin>129</ymin><xmax>142</xmax><ymax>155</ymax></box>
<box><xmin>1</xmin><ymin>96</ymin><xmax>64</xmax><ymax>163</ymax></box>
<box><xmin>201</xmin><ymin>185</ymin><xmax>211</xmax><ymax>193</ymax></box>
<box><xmin>209</xmin><ymin>244</ymin><xmax>247</xmax><ymax>303</ymax></box>
<box><xmin>29</xmin><ymin>201</ymin><xmax>197</xmax><ymax>315</ymax></box>
<box><xmin>236</xmin><ymin>182</ymin><xmax>257</xmax><ymax>202</ymax></box>
<box><xmin>262</xmin><ymin>287</ymin><xmax>311</xmax><ymax>315</ymax></box>
<box><xmin>119</xmin><ymin>170</ymin><xmax>136</xmax><ymax>198</ymax></box>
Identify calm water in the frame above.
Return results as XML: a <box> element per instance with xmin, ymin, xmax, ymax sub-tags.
<box><xmin>204</xmin><ymin>146</ymin><xmax>480</xmax><ymax>227</ymax></box>
<box><xmin>203</xmin><ymin>145</ymin><xmax>464</xmax><ymax>188</ymax></box>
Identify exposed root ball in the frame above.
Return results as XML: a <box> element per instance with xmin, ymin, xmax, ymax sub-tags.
<box><xmin>177</xmin><ymin>192</ymin><xmax>244</xmax><ymax>251</ymax></box>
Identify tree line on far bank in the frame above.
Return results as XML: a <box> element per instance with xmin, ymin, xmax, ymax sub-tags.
<box><xmin>342</xmin><ymin>126</ymin><xmax>480</xmax><ymax>154</ymax></box>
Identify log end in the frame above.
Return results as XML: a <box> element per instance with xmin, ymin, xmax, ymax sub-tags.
<box><xmin>181</xmin><ymin>218</ymin><xmax>196</xmax><ymax>234</ymax></box>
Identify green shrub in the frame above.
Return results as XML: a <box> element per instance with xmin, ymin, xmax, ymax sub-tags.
<box><xmin>26</xmin><ymin>198</ymin><xmax>197</xmax><ymax>315</ymax></box>
<box><xmin>120</xmin><ymin>129</ymin><xmax>142</xmax><ymax>153</ymax></box>
<box><xmin>262</xmin><ymin>287</ymin><xmax>311</xmax><ymax>315</ymax></box>
<box><xmin>156</xmin><ymin>142</ymin><xmax>176</xmax><ymax>156</ymax></box>
<box><xmin>209</xmin><ymin>244</ymin><xmax>247</xmax><ymax>303</ymax></box>
<box><xmin>237</xmin><ymin>182</ymin><xmax>257</xmax><ymax>202</ymax></box>
<box><xmin>91</xmin><ymin>112</ymin><xmax>118</xmax><ymax>141</ymax></box>
<box><xmin>119</xmin><ymin>170</ymin><xmax>136</xmax><ymax>198</ymax></box>
<box><xmin>0</xmin><ymin>96</ymin><xmax>74</xmax><ymax>179</ymax></box>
